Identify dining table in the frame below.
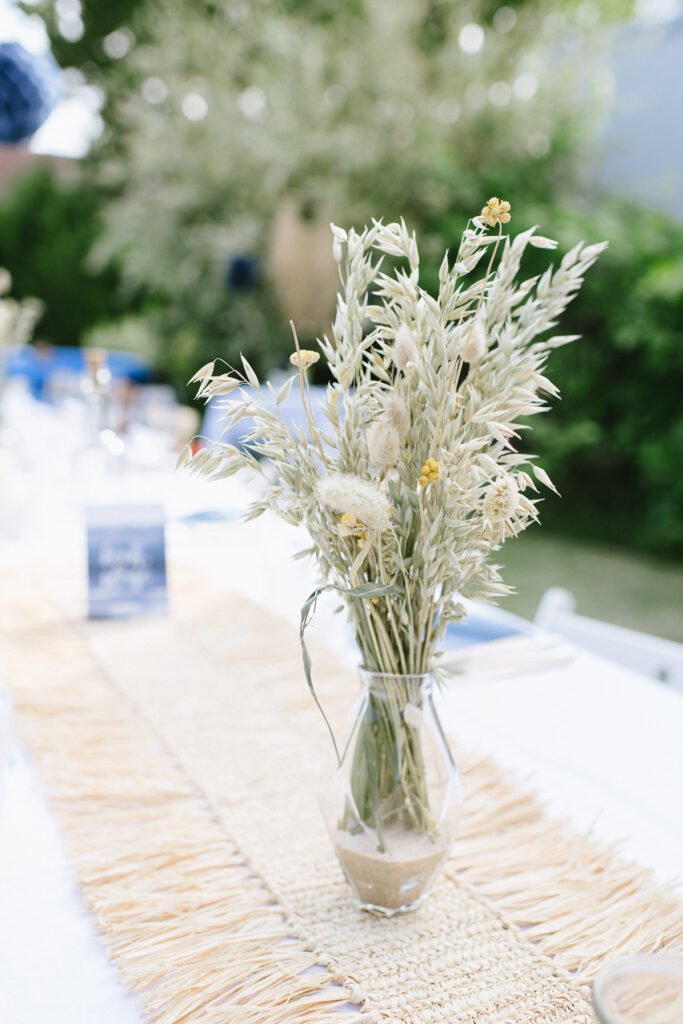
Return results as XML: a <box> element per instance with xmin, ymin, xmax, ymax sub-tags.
<box><xmin>1</xmin><ymin>388</ymin><xmax>681</xmax><ymax>1024</ymax></box>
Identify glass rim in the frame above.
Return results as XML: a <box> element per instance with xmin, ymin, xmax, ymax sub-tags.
<box><xmin>592</xmin><ymin>954</ymin><xmax>683</xmax><ymax>1024</ymax></box>
<box><xmin>357</xmin><ymin>667</ymin><xmax>434</xmax><ymax>686</ymax></box>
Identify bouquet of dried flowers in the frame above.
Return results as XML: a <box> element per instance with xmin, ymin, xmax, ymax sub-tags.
<box><xmin>183</xmin><ymin>200</ymin><xmax>605</xmax><ymax>842</ymax></box>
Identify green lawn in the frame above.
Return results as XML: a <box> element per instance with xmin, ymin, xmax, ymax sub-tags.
<box><xmin>497</xmin><ymin>530</ymin><xmax>683</xmax><ymax>644</ymax></box>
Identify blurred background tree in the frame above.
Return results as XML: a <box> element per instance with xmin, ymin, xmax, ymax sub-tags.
<box><xmin>4</xmin><ymin>0</ymin><xmax>683</xmax><ymax>559</ymax></box>
<box><xmin>0</xmin><ymin>165</ymin><xmax>125</xmax><ymax>345</ymax></box>
<box><xmin>22</xmin><ymin>0</ymin><xmax>621</xmax><ymax>376</ymax></box>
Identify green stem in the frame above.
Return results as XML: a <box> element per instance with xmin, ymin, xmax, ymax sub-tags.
<box><xmin>346</xmin><ymin>677</ymin><xmax>433</xmax><ymax>840</ymax></box>
<box><xmin>420</xmin><ymin>602</ymin><xmax>437</xmax><ymax>674</ymax></box>
<box><xmin>372</xmin><ymin>541</ymin><xmax>408</xmax><ymax>675</ymax></box>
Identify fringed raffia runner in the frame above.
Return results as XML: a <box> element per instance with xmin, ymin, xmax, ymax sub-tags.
<box><xmin>2</xmin><ymin>567</ymin><xmax>682</xmax><ymax>1024</ymax></box>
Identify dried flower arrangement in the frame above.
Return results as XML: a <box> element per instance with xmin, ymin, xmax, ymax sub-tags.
<box><xmin>182</xmin><ymin>202</ymin><xmax>606</xmax><ymax>907</ymax></box>
<box><xmin>183</xmin><ymin>201</ymin><xmax>605</xmax><ymax>678</ymax></box>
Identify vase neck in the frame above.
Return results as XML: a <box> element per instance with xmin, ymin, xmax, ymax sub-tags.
<box><xmin>358</xmin><ymin>669</ymin><xmax>434</xmax><ymax>702</ymax></box>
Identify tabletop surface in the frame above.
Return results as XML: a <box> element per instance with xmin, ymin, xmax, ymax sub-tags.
<box><xmin>1</xmin><ymin>408</ymin><xmax>681</xmax><ymax>1024</ymax></box>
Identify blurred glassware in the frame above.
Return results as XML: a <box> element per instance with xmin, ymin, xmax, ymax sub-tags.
<box><xmin>81</xmin><ymin>348</ymin><xmax>112</xmax><ymax>435</ymax></box>
<box><xmin>122</xmin><ymin>384</ymin><xmax>182</xmax><ymax>469</ymax></box>
<box><xmin>134</xmin><ymin>384</ymin><xmax>178</xmax><ymax>436</ymax></box>
<box><xmin>593</xmin><ymin>955</ymin><xmax>683</xmax><ymax>1024</ymax></box>
<box><xmin>74</xmin><ymin>349</ymin><xmax>130</xmax><ymax>479</ymax></box>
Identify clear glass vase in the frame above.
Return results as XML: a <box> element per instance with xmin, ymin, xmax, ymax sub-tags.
<box><xmin>322</xmin><ymin>669</ymin><xmax>463</xmax><ymax>915</ymax></box>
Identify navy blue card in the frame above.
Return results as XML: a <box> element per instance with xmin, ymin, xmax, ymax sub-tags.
<box><xmin>86</xmin><ymin>504</ymin><xmax>168</xmax><ymax>619</ymax></box>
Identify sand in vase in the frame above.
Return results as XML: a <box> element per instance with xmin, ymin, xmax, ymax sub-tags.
<box><xmin>333</xmin><ymin>827</ymin><xmax>448</xmax><ymax>912</ymax></box>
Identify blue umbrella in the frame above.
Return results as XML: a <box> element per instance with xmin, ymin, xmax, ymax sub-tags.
<box><xmin>0</xmin><ymin>41</ymin><xmax>60</xmax><ymax>144</ymax></box>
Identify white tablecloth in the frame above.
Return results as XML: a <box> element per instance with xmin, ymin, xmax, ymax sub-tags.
<box><xmin>1</xmin><ymin>431</ymin><xmax>681</xmax><ymax>1024</ymax></box>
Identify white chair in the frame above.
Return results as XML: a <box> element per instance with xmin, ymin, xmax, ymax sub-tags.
<box><xmin>535</xmin><ymin>588</ymin><xmax>683</xmax><ymax>693</ymax></box>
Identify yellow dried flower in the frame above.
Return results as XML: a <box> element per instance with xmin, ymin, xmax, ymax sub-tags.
<box><xmin>318</xmin><ymin>473</ymin><xmax>392</xmax><ymax>534</ymax></box>
<box><xmin>289</xmin><ymin>349</ymin><xmax>320</xmax><ymax>370</ymax></box>
<box><xmin>339</xmin><ymin>512</ymin><xmax>366</xmax><ymax>540</ymax></box>
<box><xmin>480</xmin><ymin>197</ymin><xmax>511</xmax><ymax>228</ymax></box>
<box><xmin>419</xmin><ymin>457</ymin><xmax>440</xmax><ymax>487</ymax></box>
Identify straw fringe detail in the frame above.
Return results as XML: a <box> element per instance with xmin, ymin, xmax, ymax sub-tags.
<box><xmin>452</xmin><ymin>753</ymin><xmax>683</xmax><ymax>987</ymax></box>
<box><xmin>3</xmin><ymin>569</ymin><xmax>682</xmax><ymax>1023</ymax></box>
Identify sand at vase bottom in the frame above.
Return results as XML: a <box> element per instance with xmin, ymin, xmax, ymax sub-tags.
<box><xmin>333</xmin><ymin>827</ymin><xmax>448</xmax><ymax>910</ymax></box>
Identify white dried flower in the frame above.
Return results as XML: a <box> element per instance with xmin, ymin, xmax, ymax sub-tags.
<box><xmin>391</xmin><ymin>324</ymin><xmax>418</xmax><ymax>370</ymax></box>
<box><xmin>382</xmin><ymin>391</ymin><xmax>410</xmax><ymax>439</ymax></box>
<box><xmin>367</xmin><ymin>418</ymin><xmax>400</xmax><ymax>468</ymax></box>
<box><xmin>317</xmin><ymin>473</ymin><xmax>391</xmax><ymax>533</ymax></box>
<box><xmin>461</xmin><ymin>318</ymin><xmax>487</xmax><ymax>363</ymax></box>
<box><xmin>483</xmin><ymin>474</ymin><xmax>520</xmax><ymax>522</ymax></box>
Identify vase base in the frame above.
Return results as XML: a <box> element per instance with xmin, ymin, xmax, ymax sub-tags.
<box><xmin>333</xmin><ymin>827</ymin><xmax>448</xmax><ymax>914</ymax></box>
<box><xmin>353</xmin><ymin>893</ymin><xmax>429</xmax><ymax>917</ymax></box>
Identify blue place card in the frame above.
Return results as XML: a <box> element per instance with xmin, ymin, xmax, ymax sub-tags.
<box><xmin>86</xmin><ymin>504</ymin><xmax>168</xmax><ymax>619</ymax></box>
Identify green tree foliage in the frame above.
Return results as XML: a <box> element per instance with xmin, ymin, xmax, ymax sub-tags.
<box><xmin>21</xmin><ymin>0</ymin><xmax>147</xmax><ymax>76</ymax></box>
<box><xmin>0</xmin><ymin>167</ymin><xmax>125</xmax><ymax>345</ymax></box>
<box><xmin>532</xmin><ymin>203</ymin><xmax>683</xmax><ymax>556</ymax></box>
<box><xmin>90</xmin><ymin>0</ymin><xmax>605</xmax><ymax>278</ymax></box>
<box><xmin>80</xmin><ymin>0</ymin><xmax>619</xmax><ymax>384</ymax></box>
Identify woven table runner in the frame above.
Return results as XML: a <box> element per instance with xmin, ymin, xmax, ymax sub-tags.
<box><xmin>2</xmin><ymin>566</ymin><xmax>682</xmax><ymax>1024</ymax></box>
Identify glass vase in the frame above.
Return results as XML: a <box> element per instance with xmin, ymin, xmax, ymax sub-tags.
<box><xmin>322</xmin><ymin>669</ymin><xmax>463</xmax><ymax>915</ymax></box>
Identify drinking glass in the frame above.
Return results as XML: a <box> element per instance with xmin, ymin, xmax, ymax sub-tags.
<box><xmin>593</xmin><ymin>955</ymin><xmax>683</xmax><ymax>1024</ymax></box>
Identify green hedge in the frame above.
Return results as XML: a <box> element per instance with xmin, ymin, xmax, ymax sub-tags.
<box><xmin>533</xmin><ymin>202</ymin><xmax>683</xmax><ymax>556</ymax></box>
<box><xmin>422</xmin><ymin>197</ymin><xmax>683</xmax><ymax>556</ymax></box>
<box><xmin>0</xmin><ymin>167</ymin><xmax>131</xmax><ymax>345</ymax></box>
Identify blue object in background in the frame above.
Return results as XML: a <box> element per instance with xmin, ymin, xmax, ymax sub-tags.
<box><xmin>86</xmin><ymin>504</ymin><xmax>168</xmax><ymax>619</ymax></box>
<box><xmin>176</xmin><ymin>509</ymin><xmax>241</xmax><ymax>525</ymax></box>
<box><xmin>0</xmin><ymin>42</ymin><xmax>60</xmax><ymax>144</ymax></box>
<box><xmin>444</xmin><ymin>614</ymin><xmax>524</xmax><ymax>650</ymax></box>
<box><xmin>225</xmin><ymin>254</ymin><xmax>260</xmax><ymax>291</ymax></box>
<box><xmin>201</xmin><ymin>381</ymin><xmax>328</xmax><ymax>448</ymax></box>
<box><xmin>6</xmin><ymin>345</ymin><xmax>151</xmax><ymax>399</ymax></box>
